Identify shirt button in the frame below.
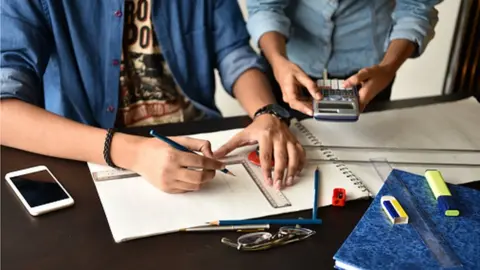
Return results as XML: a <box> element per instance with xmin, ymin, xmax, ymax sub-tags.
<box><xmin>107</xmin><ymin>106</ymin><xmax>115</xmax><ymax>112</ymax></box>
<box><xmin>114</xmin><ymin>10</ymin><xmax>122</xmax><ymax>17</ymax></box>
<box><xmin>112</xmin><ymin>59</ymin><xmax>119</xmax><ymax>65</ymax></box>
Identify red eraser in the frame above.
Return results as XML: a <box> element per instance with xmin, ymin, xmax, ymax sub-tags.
<box><xmin>332</xmin><ymin>188</ymin><xmax>346</xmax><ymax>207</ymax></box>
<box><xmin>247</xmin><ymin>150</ymin><xmax>274</xmax><ymax>167</ymax></box>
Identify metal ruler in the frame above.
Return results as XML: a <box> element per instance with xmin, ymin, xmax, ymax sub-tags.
<box><xmin>370</xmin><ymin>158</ymin><xmax>463</xmax><ymax>268</ymax></box>
<box><xmin>90</xmin><ymin>154</ymin><xmax>291</xmax><ymax>209</ymax></box>
<box><xmin>307</xmin><ymin>158</ymin><xmax>480</xmax><ymax>167</ymax></box>
<box><xmin>235</xmin><ymin>157</ymin><xmax>291</xmax><ymax>209</ymax></box>
<box><xmin>303</xmin><ymin>144</ymin><xmax>480</xmax><ymax>153</ymax></box>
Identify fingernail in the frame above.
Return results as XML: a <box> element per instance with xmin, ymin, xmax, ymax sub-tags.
<box><xmin>286</xmin><ymin>176</ymin><xmax>293</xmax><ymax>186</ymax></box>
<box><xmin>316</xmin><ymin>93</ymin><xmax>322</xmax><ymax>100</ymax></box>
<box><xmin>267</xmin><ymin>177</ymin><xmax>273</xmax><ymax>186</ymax></box>
<box><xmin>276</xmin><ymin>179</ymin><xmax>282</xmax><ymax>189</ymax></box>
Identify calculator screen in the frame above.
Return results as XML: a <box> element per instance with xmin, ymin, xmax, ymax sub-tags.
<box><xmin>318</xmin><ymin>103</ymin><xmax>354</xmax><ymax>110</ymax></box>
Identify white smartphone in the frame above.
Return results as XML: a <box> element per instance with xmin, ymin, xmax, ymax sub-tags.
<box><xmin>4</xmin><ymin>165</ymin><xmax>74</xmax><ymax>216</ymax></box>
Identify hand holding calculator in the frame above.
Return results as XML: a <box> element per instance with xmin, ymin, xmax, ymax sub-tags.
<box><xmin>313</xmin><ymin>78</ymin><xmax>360</xmax><ymax>122</ymax></box>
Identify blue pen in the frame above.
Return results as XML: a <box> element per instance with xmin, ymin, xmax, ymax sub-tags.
<box><xmin>149</xmin><ymin>130</ymin><xmax>235</xmax><ymax>176</ymax></box>
<box><xmin>209</xmin><ymin>218</ymin><xmax>322</xmax><ymax>226</ymax></box>
<box><xmin>313</xmin><ymin>166</ymin><xmax>319</xmax><ymax>219</ymax></box>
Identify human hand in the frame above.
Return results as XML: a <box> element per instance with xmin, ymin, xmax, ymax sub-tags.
<box><xmin>344</xmin><ymin>65</ymin><xmax>396</xmax><ymax>111</ymax></box>
<box><xmin>132</xmin><ymin>136</ymin><xmax>225</xmax><ymax>194</ymax></box>
<box><xmin>272</xmin><ymin>56</ymin><xmax>321</xmax><ymax>116</ymax></box>
<box><xmin>213</xmin><ymin>114</ymin><xmax>306</xmax><ymax>190</ymax></box>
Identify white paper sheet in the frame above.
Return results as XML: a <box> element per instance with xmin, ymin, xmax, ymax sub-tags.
<box><xmin>299</xmin><ymin>97</ymin><xmax>480</xmax><ymax>195</ymax></box>
<box><xmin>88</xmin><ymin>127</ymin><xmax>367</xmax><ymax>242</ymax></box>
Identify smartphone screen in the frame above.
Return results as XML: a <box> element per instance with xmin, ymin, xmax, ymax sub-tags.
<box><xmin>9</xmin><ymin>170</ymin><xmax>69</xmax><ymax>208</ymax></box>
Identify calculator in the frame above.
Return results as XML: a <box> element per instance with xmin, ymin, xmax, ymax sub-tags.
<box><xmin>313</xmin><ymin>79</ymin><xmax>360</xmax><ymax>122</ymax></box>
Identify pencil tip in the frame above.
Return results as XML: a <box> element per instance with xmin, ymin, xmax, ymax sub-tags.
<box><xmin>228</xmin><ymin>171</ymin><xmax>236</xmax><ymax>176</ymax></box>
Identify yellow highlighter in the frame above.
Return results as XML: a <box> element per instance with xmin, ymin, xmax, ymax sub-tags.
<box><xmin>424</xmin><ymin>169</ymin><xmax>460</xmax><ymax>216</ymax></box>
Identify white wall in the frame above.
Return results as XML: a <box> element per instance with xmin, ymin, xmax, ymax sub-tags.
<box><xmin>214</xmin><ymin>0</ymin><xmax>461</xmax><ymax>117</ymax></box>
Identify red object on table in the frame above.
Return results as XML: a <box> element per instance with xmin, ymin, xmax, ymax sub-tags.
<box><xmin>332</xmin><ymin>188</ymin><xmax>346</xmax><ymax>207</ymax></box>
<box><xmin>247</xmin><ymin>150</ymin><xmax>274</xmax><ymax>167</ymax></box>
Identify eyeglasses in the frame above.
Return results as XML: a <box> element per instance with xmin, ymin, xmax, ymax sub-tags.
<box><xmin>220</xmin><ymin>226</ymin><xmax>315</xmax><ymax>251</ymax></box>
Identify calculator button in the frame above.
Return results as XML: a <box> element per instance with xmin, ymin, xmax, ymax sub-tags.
<box><xmin>331</xmin><ymin>80</ymin><xmax>339</xmax><ymax>89</ymax></box>
<box><xmin>328</xmin><ymin>95</ymin><xmax>342</xmax><ymax>101</ymax></box>
<box><xmin>325</xmin><ymin>80</ymin><xmax>331</xmax><ymax>88</ymax></box>
<box><xmin>338</xmin><ymin>80</ymin><xmax>345</xmax><ymax>90</ymax></box>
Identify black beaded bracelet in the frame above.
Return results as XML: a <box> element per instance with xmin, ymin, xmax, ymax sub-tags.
<box><xmin>103</xmin><ymin>128</ymin><xmax>120</xmax><ymax>169</ymax></box>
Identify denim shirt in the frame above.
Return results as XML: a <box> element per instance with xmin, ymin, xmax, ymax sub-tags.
<box><xmin>246</xmin><ymin>0</ymin><xmax>441</xmax><ymax>78</ymax></box>
<box><xmin>0</xmin><ymin>0</ymin><xmax>266</xmax><ymax>128</ymax></box>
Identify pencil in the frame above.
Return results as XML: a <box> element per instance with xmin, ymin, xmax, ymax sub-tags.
<box><xmin>313</xmin><ymin>166</ymin><xmax>319</xmax><ymax>219</ymax></box>
<box><xmin>179</xmin><ymin>224</ymin><xmax>269</xmax><ymax>232</ymax></box>
<box><xmin>208</xmin><ymin>219</ymin><xmax>322</xmax><ymax>226</ymax></box>
<box><xmin>149</xmin><ymin>130</ymin><xmax>235</xmax><ymax>176</ymax></box>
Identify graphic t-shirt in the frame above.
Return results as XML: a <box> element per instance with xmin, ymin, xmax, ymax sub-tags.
<box><xmin>115</xmin><ymin>0</ymin><xmax>204</xmax><ymax>127</ymax></box>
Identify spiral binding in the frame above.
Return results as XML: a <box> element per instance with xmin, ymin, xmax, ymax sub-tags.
<box><xmin>293</xmin><ymin>121</ymin><xmax>372</xmax><ymax>197</ymax></box>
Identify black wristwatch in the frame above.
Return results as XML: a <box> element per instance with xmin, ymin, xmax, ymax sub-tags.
<box><xmin>253</xmin><ymin>104</ymin><xmax>291</xmax><ymax>126</ymax></box>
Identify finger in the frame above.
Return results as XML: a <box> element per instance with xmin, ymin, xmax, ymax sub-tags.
<box><xmin>176</xmin><ymin>168</ymin><xmax>216</xmax><ymax>184</ymax></box>
<box><xmin>179</xmin><ymin>152</ymin><xmax>225</xmax><ymax>170</ymax></box>
<box><xmin>281</xmin><ymin>79</ymin><xmax>314</xmax><ymax>116</ymax></box>
<box><xmin>172</xmin><ymin>137</ymin><xmax>213</xmax><ymax>157</ymax></box>
<box><xmin>272</xmin><ymin>137</ymin><xmax>287</xmax><ymax>190</ymax></box>
<box><xmin>199</xmin><ymin>141</ymin><xmax>214</xmax><ymax>158</ymax></box>
<box><xmin>295</xmin><ymin>72</ymin><xmax>321</xmax><ymax>100</ymax></box>
<box><xmin>171</xmin><ymin>179</ymin><xmax>203</xmax><ymax>191</ymax></box>
<box><xmin>166</xmin><ymin>188</ymin><xmax>187</xmax><ymax>194</ymax></box>
<box><xmin>285</xmin><ymin>142</ymin><xmax>299</xmax><ymax>186</ymax></box>
<box><xmin>296</xmin><ymin>142</ymin><xmax>306</xmax><ymax>175</ymax></box>
<box><xmin>357</xmin><ymin>81</ymin><xmax>376</xmax><ymax>112</ymax></box>
<box><xmin>344</xmin><ymin>68</ymin><xmax>371</xmax><ymax>87</ymax></box>
<box><xmin>213</xmin><ymin>132</ymin><xmax>249</xmax><ymax>159</ymax></box>
<box><xmin>288</xmin><ymin>99</ymin><xmax>314</xmax><ymax>116</ymax></box>
<box><xmin>280</xmin><ymin>80</ymin><xmax>297</xmax><ymax>103</ymax></box>
<box><xmin>258</xmin><ymin>136</ymin><xmax>273</xmax><ymax>186</ymax></box>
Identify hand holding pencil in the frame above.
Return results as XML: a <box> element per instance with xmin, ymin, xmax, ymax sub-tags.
<box><xmin>128</xmin><ymin>130</ymin><xmax>231</xmax><ymax>194</ymax></box>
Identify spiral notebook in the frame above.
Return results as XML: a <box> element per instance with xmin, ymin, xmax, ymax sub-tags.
<box><xmin>291</xmin><ymin>120</ymin><xmax>371</xmax><ymax>197</ymax></box>
<box><xmin>86</xmin><ymin>120</ymin><xmax>369</xmax><ymax>242</ymax></box>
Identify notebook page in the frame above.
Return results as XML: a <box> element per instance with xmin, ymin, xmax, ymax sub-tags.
<box><xmin>299</xmin><ymin>97</ymin><xmax>480</xmax><ymax>195</ymax></box>
<box><xmin>87</xmin><ymin>126</ymin><xmax>367</xmax><ymax>243</ymax></box>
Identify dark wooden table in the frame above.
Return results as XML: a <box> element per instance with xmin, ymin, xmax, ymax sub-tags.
<box><xmin>2</xmin><ymin>93</ymin><xmax>479</xmax><ymax>270</ymax></box>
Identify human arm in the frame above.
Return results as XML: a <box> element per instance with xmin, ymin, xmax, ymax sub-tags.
<box><xmin>246</xmin><ymin>0</ymin><xmax>319</xmax><ymax>116</ymax></box>
<box><xmin>0</xmin><ymin>2</ymin><xmax>223</xmax><ymax>193</ymax></box>
<box><xmin>210</xmin><ymin>0</ymin><xmax>306</xmax><ymax>189</ymax></box>
<box><xmin>345</xmin><ymin>0</ymin><xmax>442</xmax><ymax>110</ymax></box>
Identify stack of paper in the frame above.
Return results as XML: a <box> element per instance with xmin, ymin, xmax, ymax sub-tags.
<box><xmin>299</xmin><ymin>97</ymin><xmax>480</xmax><ymax>195</ymax></box>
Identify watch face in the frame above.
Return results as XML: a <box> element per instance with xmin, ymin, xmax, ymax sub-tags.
<box><xmin>270</xmin><ymin>104</ymin><xmax>290</xmax><ymax>118</ymax></box>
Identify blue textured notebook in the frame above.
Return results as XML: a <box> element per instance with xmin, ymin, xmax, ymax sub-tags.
<box><xmin>333</xmin><ymin>169</ymin><xmax>480</xmax><ymax>270</ymax></box>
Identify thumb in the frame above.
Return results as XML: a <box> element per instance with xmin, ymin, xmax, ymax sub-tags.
<box><xmin>344</xmin><ymin>68</ymin><xmax>371</xmax><ymax>87</ymax></box>
<box><xmin>213</xmin><ymin>132</ymin><xmax>249</xmax><ymax>159</ymax></box>
<box><xmin>357</xmin><ymin>81</ymin><xmax>376</xmax><ymax>112</ymax></box>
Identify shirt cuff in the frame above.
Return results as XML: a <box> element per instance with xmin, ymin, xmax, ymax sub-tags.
<box><xmin>217</xmin><ymin>45</ymin><xmax>268</xmax><ymax>97</ymax></box>
<box><xmin>384</xmin><ymin>17</ymin><xmax>437</xmax><ymax>58</ymax></box>
<box><xmin>0</xmin><ymin>67</ymin><xmax>42</xmax><ymax>106</ymax></box>
<box><xmin>246</xmin><ymin>11</ymin><xmax>291</xmax><ymax>48</ymax></box>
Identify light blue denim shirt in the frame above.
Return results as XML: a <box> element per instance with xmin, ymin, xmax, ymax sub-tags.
<box><xmin>246</xmin><ymin>0</ymin><xmax>442</xmax><ymax>78</ymax></box>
